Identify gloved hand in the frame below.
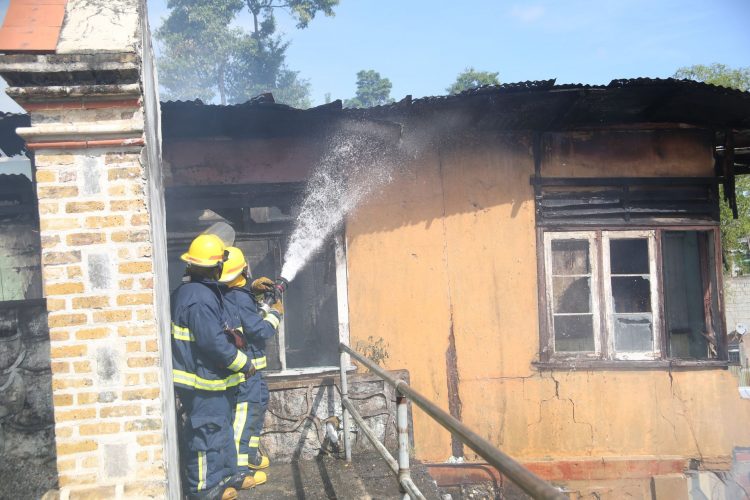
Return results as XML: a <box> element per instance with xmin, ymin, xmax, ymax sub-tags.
<box><xmin>225</xmin><ymin>328</ymin><xmax>247</xmax><ymax>350</ymax></box>
<box><xmin>251</xmin><ymin>277</ymin><xmax>275</xmax><ymax>294</ymax></box>
<box><xmin>270</xmin><ymin>298</ymin><xmax>284</xmax><ymax>316</ymax></box>
<box><xmin>244</xmin><ymin>364</ymin><xmax>256</xmax><ymax>379</ymax></box>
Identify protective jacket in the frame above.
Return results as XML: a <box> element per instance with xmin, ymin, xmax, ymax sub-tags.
<box><xmin>223</xmin><ymin>287</ymin><xmax>278</xmax><ymax>370</ymax></box>
<box><xmin>171</xmin><ymin>277</ymin><xmax>249</xmax><ymax>391</ymax></box>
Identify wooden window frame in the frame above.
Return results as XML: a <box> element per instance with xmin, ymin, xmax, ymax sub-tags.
<box><xmin>537</xmin><ymin>225</ymin><xmax>727</xmax><ymax>368</ymax></box>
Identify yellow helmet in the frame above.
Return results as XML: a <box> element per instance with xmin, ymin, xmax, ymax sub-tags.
<box><xmin>219</xmin><ymin>246</ymin><xmax>248</xmax><ymax>283</ymax></box>
<box><xmin>180</xmin><ymin>234</ymin><xmax>226</xmax><ymax>267</ymax></box>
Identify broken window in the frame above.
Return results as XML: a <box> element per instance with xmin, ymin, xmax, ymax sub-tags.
<box><xmin>542</xmin><ymin>229</ymin><xmax>721</xmax><ymax>361</ymax></box>
<box><xmin>166</xmin><ymin>186</ymin><xmax>344</xmax><ymax>373</ymax></box>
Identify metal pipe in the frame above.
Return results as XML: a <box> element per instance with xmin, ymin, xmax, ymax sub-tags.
<box><xmin>339</xmin><ymin>350</ymin><xmax>352</xmax><ymax>463</ymax></box>
<box><xmin>341</xmin><ymin>397</ymin><xmax>398</xmax><ymax>475</ymax></box>
<box><xmin>400</xmin><ymin>477</ymin><xmax>427</xmax><ymax>500</ymax></box>
<box><xmin>340</xmin><ymin>343</ymin><xmax>566</xmax><ymax>500</ymax></box>
<box><xmin>397</xmin><ymin>395</ymin><xmax>410</xmax><ymax>481</ymax></box>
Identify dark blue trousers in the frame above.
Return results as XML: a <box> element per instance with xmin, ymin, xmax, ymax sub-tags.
<box><xmin>233</xmin><ymin>372</ymin><xmax>268</xmax><ymax>473</ymax></box>
<box><xmin>177</xmin><ymin>387</ymin><xmax>238</xmax><ymax>496</ymax></box>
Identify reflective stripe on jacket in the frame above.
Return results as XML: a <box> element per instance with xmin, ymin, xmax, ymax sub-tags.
<box><xmin>171</xmin><ymin>277</ymin><xmax>248</xmax><ymax>391</ymax></box>
<box><xmin>223</xmin><ymin>286</ymin><xmax>277</xmax><ymax>371</ymax></box>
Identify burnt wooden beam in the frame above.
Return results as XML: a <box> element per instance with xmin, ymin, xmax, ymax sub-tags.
<box><xmin>530</xmin><ymin>176</ymin><xmax>718</xmax><ymax>187</ymax></box>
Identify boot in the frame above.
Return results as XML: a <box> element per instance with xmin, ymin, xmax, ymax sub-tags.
<box><xmin>248</xmin><ymin>454</ymin><xmax>270</xmax><ymax>470</ymax></box>
<box><xmin>220</xmin><ymin>487</ymin><xmax>238</xmax><ymax>500</ymax></box>
<box><xmin>238</xmin><ymin>471</ymin><xmax>267</xmax><ymax>489</ymax></box>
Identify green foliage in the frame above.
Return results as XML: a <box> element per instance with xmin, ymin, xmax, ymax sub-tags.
<box><xmin>446</xmin><ymin>67</ymin><xmax>500</xmax><ymax>94</ymax></box>
<box><xmin>674</xmin><ymin>63</ymin><xmax>750</xmax><ymax>91</ymax></box>
<box><xmin>155</xmin><ymin>0</ymin><xmax>338</xmax><ymax>107</ymax></box>
<box><xmin>343</xmin><ymin>70</ymin><xmax>395</xmax><ymax>108</ymax></box>
<box><xmin>674</xmin><ymin>64</ymin><xmax>750</xmax><ymax>269</ymax></box>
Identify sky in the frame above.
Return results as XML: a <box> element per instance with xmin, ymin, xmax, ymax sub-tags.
<box><xmin>1</xmin><ymin>0</ymin><xmax>749</xmax><ymax>110</ymax></box>
<box><xmin>147</xmin><ymin>0</ymin><xmax>750</xmax><ymax>106</ymax></box>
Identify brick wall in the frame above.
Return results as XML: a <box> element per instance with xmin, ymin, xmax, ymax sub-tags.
<box><xmin>725</xmin><ymin>276</ymin><xmax>750</xmax><ymax>335</ymax></box>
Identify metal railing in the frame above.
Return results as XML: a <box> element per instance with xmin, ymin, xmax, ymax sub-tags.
<box><xmin>339</xmin><ymin>343</ymin><xmax>567</xmax><ymax>500</ymax></box>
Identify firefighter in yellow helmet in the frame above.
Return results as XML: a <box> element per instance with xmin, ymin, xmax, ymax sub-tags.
<box><xmin>171</xmin><ymin>234</ymin><xmax>256</xmax><ymax>500</ymax></box>
<box><xmin>219</xmin><ymin>247</ymin><xmax>282</xmax><ymax>484</ymax></box>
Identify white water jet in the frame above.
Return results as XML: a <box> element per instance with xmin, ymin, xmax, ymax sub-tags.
<box><xmin>280</xmin><ymin>129</ymin><xmax>403</xmax><ymax>282</ymax></box>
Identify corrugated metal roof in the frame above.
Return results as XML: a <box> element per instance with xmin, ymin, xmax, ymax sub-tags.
<box><xmin>0</xmin><ymin>112</ymin><xmax>29</xmax><ymax>156</ymax></box>
<box><xmin>161</xmin><ymin>78</ymin><xmax>750</xmax><ymax>140</ymax></box>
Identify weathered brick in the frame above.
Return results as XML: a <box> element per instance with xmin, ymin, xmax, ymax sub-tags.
<box><xmin>48</xmin><ymin>313</ymin><xmax>87</xmax><ymax>328</ymax></box>
<box><xmin>125</xmin><ymin>373</ymin><xmax>141</xmax><ymax>385</ymax></box>
<box><xmin>43</xmin><ymin>251</ymin><xmax>81</xmax><ymax>265</ymax></box>
<box><xmin>58</xmin><ymin>170</ymin><xmax>76</xmax><ymax>183</ymax></box>
<box><xmin>136</xmin><ymin>433</ymin><xmax>163</xmax><ymax>447</ymax></box>
<box><xmin>118</xmin><ymin>324</ymin><xmax>155</xmax><ymax>337</ymax></box>
<box><xmin>76</xmin><ymin>392</ymin><xmax>99</xmax><ymax>405</ymax></box>
<box><xmin>38</xmin><ymin>202</ymin><xmax>60</xmax><ymax>214</ymax></box>
<box><xmin>136</xmin><ymin>450</ymin><xmax>149</xmax><ymax>462</ymax></box>
<box><xmin>67</xmin><ymin>266</ymin><xmax>82</xmax><ymax>279</ymax></box>
<box><xmin>52</xmin><ymin>377</ymin><xmax>93</xmax><ymax>390</ymax></box>
<box><xmin>57</xmin><ymin>474</ymin><xmax>98</xmax><ymax>488</ymax></box>
<box><xmin>43</xmin><ymin>266</ymin><xmax>66</xmax><ymax>281</ymax></box>
<box><xmin>123</xmin><ymin>388</ymin><xmax>160</xmax><ymax>401</ymax></box>
<box><xmin>40</xmin><ymin>234</ymin><xmax>61</xmax><ymax>249</ymax></box>
<box><xmin>117</xmin><ymin>247</ymin><xmax>130</xmax><ymax>259</ymax></box>
<box><xmin>108</xmin><ymin>185</ymin><xmax>127</xmax><ymax>196</ymax></box>
<box><xmin>119</xmin><ymin>278</ymin><xmax>134</xmax><ymax>290</ymax></box>
<box><xmin>137</xmin><ymin>245</ymin><xmax>152</xmax><ymax>258</ymax></box>
<box><xmin>55</xmin><ymin>427</ymin><xmax>74</xmax><ymax>439</ymax></box>
<box><xmin>105</xmin><ymin>152</ymin><xmax>139</xmax><ymax>164</ymax></box>
<box><xmin>123</xmin><ymin>481</ymin><xmax>166</xmax><ymax>498</ymax></box>
<box><xmin>56</xmin><ymin>458</ymin><xmax>76</xmax><ymax>473</ymax></box>
<box><xmin>126</xmin><ymin>341</ymin><xmax>141</xmax><ymax>353</ymax></box>
<box><xmin>139</xmin><ymin>277</ymin><xmax>154</xmax><ymax>290</ymax></box>
<box><xmin>35</xmin><ymin>153</ymin><xmax>75</xmax><ymax>166</ymax></box>
<box><xmin>51</xmin><ymin>344</ymin><xmax>87</xmax><ymax>358</ymax></box>
<box><xmin>72</xmin><ymin>296</ymin><xmax>109</xmax><ymax>309</ymax></box>
<box><xmin>53</xmin><ymin>394</ymin><xmax>74</xmax><ymax>406</ymax></box>
<box><xmin>49</xmin><ymin>329</ymin><xmax>70</xmax><ymax>341</ymax></box>
<box><xmin>50</xmin><ymin>361</ymin><xmax>70</xmax><ymax>374</ymax></box>
<box><xmin>73</xmin><ymin>360</ymin><xmax>92</xmax><ymax>373</ymax></box>
<box><xmin>46</xmin><ymin>282</ymin><xmax>84</xmax><ymax>295</ymax></box>
<box><xmin>84</xmin><ymin>215</ymin><xmax>124</xmax><ymax>228</ymax></box>
<box><xmin>35</xmin><ymin>169</ymin><xmax>56</xmax><ymax>183</ymax></box>
<box><xmin>46</xmin><ymin>298</ymin><xmax>67</xmax><ymax>312</ymax></box>
<box><xmin>55</xmin><ymin>408</ymin><xmax>96</xmax><ymax>422</ymax></box>
<box><xmin>131</xmin><ymin>213</ymin><xmax>150</xmax><ymax>226</ymax></box>
<box><xmin>117</xmin><ymin>292</ymin><xmax>153</xmax><ymax>306</ymax></box>
<box><xmin>79</xmin><ymin>422</ymin><xmax>121</xmax><ymax>436</ymax></box>
<box><xmin>145</xmin><ymin>339</ymin><xmax>158</xmax><ymax>352</ymax></box>
<box><xmin>67</xmin><ymin>485</ymin><xmax>115</xmax><ymax>499</ymax></box>
<box><xmin>38</xmin><ymin>186</ymin><xmax>78</xmax><ymax>199</ymax></box>
<box><xmin>144</xmin><ymin>371</ymin><xmax>159</xmax><ymax>384</ymax></box>
<box><xmin>66</xmin><ymin>201</ymin><xmax>105</xmax><ymax>213</ymax></box>
<box><xmin>111</xmin><ymin>229</ymin><xmax>150</xmax><ymax>242</ymax></box>
<box><xmin>93</xmin><ymin>309</ymin><xmax>132</xmax><ymax>323</ymax></box>
<box><xmin>127</xmin><ymin>356</ymin><xmax>158</xmax><ymax>368</ymax></box>
<box><xmin>41</xmin><ymin>217</ymin><xmax>80</xmax><ymax>231</ymax></box>
<box><xmin>125</xmin><ymin>418</ymin><xmax>162</xmax><ymax>432</ymax></box>
<box><xmin>135</xmin><ymin>308</ymin><xmax>155</xmax><ymax>321</ymax></box>
<box><xmin>111</xmin><ymin>199</ymin><xmax>146</xmax><ymax>212</ymax></box>
<box><xmin>100</xmin><ymin>404</ymin><xmax>141</xmax><ymax>418</ymax></box>
<box><xmin>67</xmin><ymin>233</ymin><xmax>105</xmax><ymax>246</ymax></box>
<box><xmin>108</xmin><ymin>167</ymin><xmax>141</xmax><ymax>180</ymax></box>
<box><xmin>75</xmin><ymin>327</ymin><xmax>111</xmax><ymax>340</ymax></box>
<box><xmin>119</xmin><ymin>261</ymin><xmax>152</xmax><ymax>274</ymax></box>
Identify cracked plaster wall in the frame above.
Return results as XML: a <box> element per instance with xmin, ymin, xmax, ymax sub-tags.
<box><xmin>345</xmin><ymin>127</ymin><xmax>750</xmax><ymax>464</ymax></box>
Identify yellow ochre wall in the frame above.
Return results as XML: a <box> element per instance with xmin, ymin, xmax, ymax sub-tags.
<box><xmin>345</xmin><ymin>127</ymin><xmax>750</xmax><ymax>464</ymax></box>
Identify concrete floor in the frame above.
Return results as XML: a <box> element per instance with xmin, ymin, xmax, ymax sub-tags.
<box><xmin>237</xmin><ymin>453</ymin><xmax>441</xmax><ymax>499</ymax></box>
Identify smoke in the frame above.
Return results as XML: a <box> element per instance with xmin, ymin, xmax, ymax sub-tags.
<box><xmin>280</xmin><ymin>125</ymin><xmax>406</xmax><ymax>281</ymax></box>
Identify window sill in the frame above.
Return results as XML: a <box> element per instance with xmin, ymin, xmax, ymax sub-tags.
<box><xmin>533</xmin><ymin>359</ymin><xmax>729</xmax><ymax>371</ymax></box>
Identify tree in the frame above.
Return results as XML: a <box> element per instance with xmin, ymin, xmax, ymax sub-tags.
<box><xmin>156</xmin><ymin>0</ymin><xmax>338</xmax><ymax>107</ymax></box>
<box><xmin>344</xmin><ymin>70</ymin><xmax>394</xmax><ymax>108</ymax></box>
<box><xmin>674</xmin><ymin>63</ymin><xmax>750</xmax><ymax>91</ymax></box>
<box><xmin>674</xmin><ymin>64</ymin><xmax>750</xmax><ymax>270</ymax></box>
<box><xmin>446</xmin><ymin>67</ymin><xmax>500</xmax><ymax>94</ymax></box>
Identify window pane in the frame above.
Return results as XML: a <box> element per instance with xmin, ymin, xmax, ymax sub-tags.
<box><xmin>662</xmin><ymin>231</ymin><xmax>709</xmax><ymax>359</ymax></box>
<box><xmin>610</xmin><ymin>239</ymin><xmax>649</xmax><ymax>275</ymax></box>
<box><xmin>551</xmin><ymin>240</ymin><xmax>590</xmax><ymax>275</ymax></box>
<box><xmin>552</xmin><ymin>277</ymin><xmax>591</xmax><ymax>314</ymax></box>
<box><xmin>613</xmin><ymin>314</ymin><xmax>653</xmax><ymax>351</ymax></box>
<box><xmin>611</xmin><ymin>276</ymin><xmax>651</xmax><ymax>313</ymax></box>
<box><xmin>554</xmin><ymin>315</ymin><xmax>594</xmax><ymax>352</ymax></box>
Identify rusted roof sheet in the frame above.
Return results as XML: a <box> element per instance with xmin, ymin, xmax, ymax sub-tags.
<box><xmin>161</xmin><ymin>78</ymin><xmax>750</xmax><ymax>140</ymax></box>
<box><xmin>0</xmin><ymin>0</ymin><xmax>68</xmax><ymax>54</ymax></box>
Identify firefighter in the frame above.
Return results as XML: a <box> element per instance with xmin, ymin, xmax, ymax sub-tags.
<box><xmin>171</xmin><ymin>234</ymin><xmax>257</xmax><ymax>500</ymax></box>
<box><xmin>218</xmin><ymin>247</ymin><xmax>281</xmax><ymax>481</ymax></box>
